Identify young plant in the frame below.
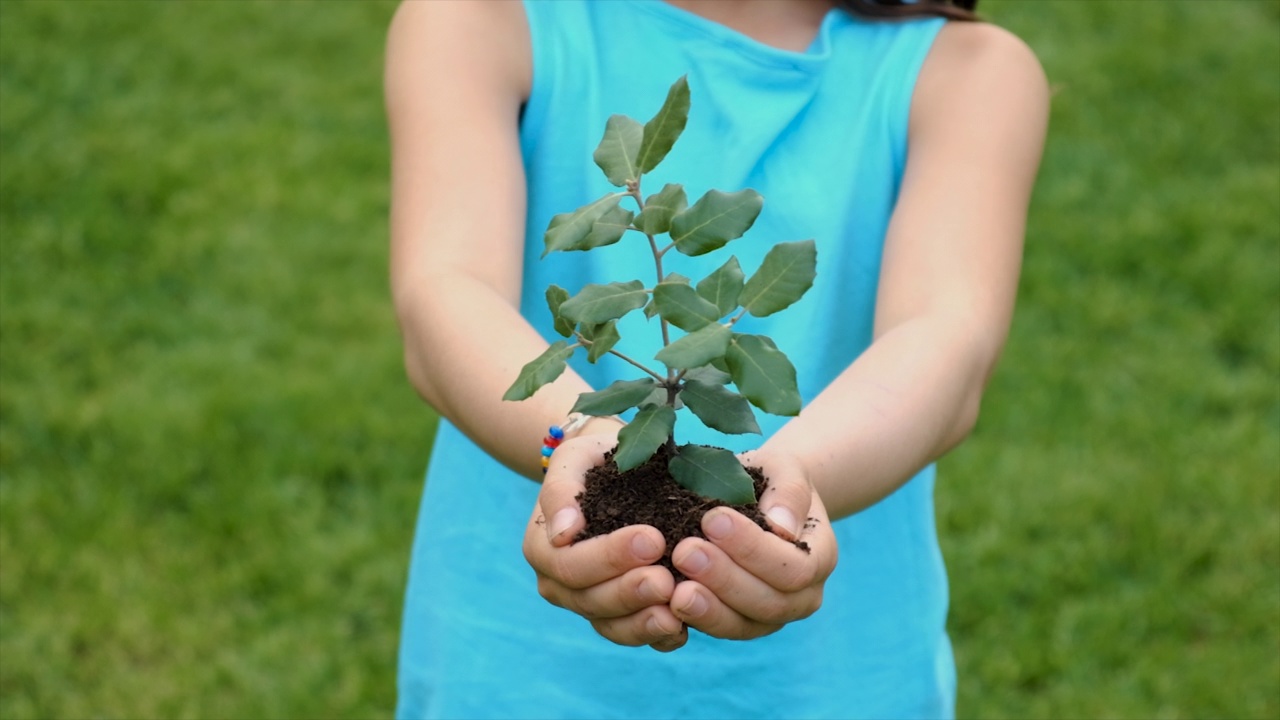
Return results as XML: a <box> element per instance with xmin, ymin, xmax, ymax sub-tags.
<box><xmin>503</xmin><ymin>76</ymin><xmax>816</xmax><ymax>505</ymax></box>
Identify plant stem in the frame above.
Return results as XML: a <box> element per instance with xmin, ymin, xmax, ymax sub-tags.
<box><xmin>573</xmin><ymin>330</ymin><xmax>666</xmax><ymax>382</ymax></box>
<box><xmin>608</xmin><ymin>350</ymin><xmax>668</xmax><ymax>383</ymax></box>
<box><xmin>627</xmin><ymin>179</ymin><xmax>678</xmax><ymax>396</ymax></box>
<box><xmin>651</xmin><ymin>234</ymin><xmax>673</xmax><ymax>352</ymax></box>
<box><xmin>725</xmin><ymin>307</ymin><xmax>749</xmax><ymax>328</ymax></box>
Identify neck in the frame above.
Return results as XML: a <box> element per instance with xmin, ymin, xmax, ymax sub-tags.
<box><xmin>663</xmin><ymin>0</ymin><xmax>836</xmax><ymax>52</ymax></box>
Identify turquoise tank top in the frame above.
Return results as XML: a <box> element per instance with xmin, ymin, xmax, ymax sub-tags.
<box><xmin>398</xmin><ymin>3</ymin><xmax>953</xmax><ymax>718</ymax></box>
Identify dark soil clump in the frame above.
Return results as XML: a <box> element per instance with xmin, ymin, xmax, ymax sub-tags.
<box><xmin>574</xmin><ymin>444</ymin><xmax>810</xmax><ymax>582</ymax></box>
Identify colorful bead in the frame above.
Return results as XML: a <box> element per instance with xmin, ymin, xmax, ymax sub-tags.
<box><xmin>542</xmin><ymin>425</ymin><xmax>568</xmax><ymax>475</ymax></box>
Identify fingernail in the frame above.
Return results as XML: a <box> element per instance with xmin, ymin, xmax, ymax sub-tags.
<box><xmin>548</xmin><ymin>507</ymin><xmax>578</xmax><ymax>539</ymax></box>
<box><xmin>637</xmin><ymin>578</ymin><xmax>662</xmax><ymax>604</ymax></box>
<box><xmin>705</xmin><ymin>511</ymin><xmax>732</xmax><ymax>540</ymax></box>
<box><xmin>679</xmin><ymin>591</ymin><xmax>708</xmax><ymax>618</ymax></box>
<box><xmin>631</xmin><ymin>532</ymin><xmax>661</xmax><ymax>561</ymax></box>
<box><xmin>681</xmin><ymin>549</ymin><xmax>709</xmax><ymax>575</ymax></box>
<box><xmin>766</xmin><ymin>505</ymin><xmax>799</xmax><ymax>540</ymax></box>
<box><xmin>646</xmin><ymin>615</ymin><xmax>673</xmax><ymax>638</ymax></box>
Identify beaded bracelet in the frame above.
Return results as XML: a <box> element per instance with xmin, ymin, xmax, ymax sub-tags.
<box><xmin>541</xmin><ymin>413</ymin><xmax>591</xmax><ymax>474</ymax></box>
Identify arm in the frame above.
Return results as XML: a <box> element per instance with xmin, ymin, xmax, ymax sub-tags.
<box><xmin>386</xmin><ymin>0</ymin><xmax>615</xmax><ymax>478</ymax></box>
<box><xmin>386</xmin><ymin>0</ymin><xmax>681</xmax><ymax>649</ymax></box>
<box><xmin>766</xmin><ymin>21</ymin><xmax>1050</xmax><ymax>518</ymax></box>
<box><xmin>669</xmin><ymin>21</ymin><xmax>1050</xmax><ymax>638</ymax></box>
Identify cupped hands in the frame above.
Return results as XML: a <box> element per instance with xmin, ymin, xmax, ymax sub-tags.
<box><xmin>523</xmin><ymin>440</ymin><xmax>837</xmax><ymax>651</ymax></box>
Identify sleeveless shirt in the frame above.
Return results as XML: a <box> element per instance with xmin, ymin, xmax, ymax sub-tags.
<box><xmin>397</xmin><ymin>2</ymin><xmax>953</xmax><ymax>718</ymax></box>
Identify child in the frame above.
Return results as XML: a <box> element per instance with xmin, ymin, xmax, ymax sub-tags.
<box><xmin>385</xmin><ymin>0</ymin><xmax>1047</xmax><ymax>717</ymax></box>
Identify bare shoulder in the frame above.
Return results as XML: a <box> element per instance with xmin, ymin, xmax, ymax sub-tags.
<box><xmin>911</xmin><ymin>21</ymin><xmax>1049</xmax><ymax>134</ymax></box>
<box><xmin>385</xmin><ymin>0</ymin><xmax>531</xmax><ymax>106</ymax></box>
<box><xmin>926</xmin><ymin>21</ymin><xmax>1046</xmax><ymax>88</ymax></box>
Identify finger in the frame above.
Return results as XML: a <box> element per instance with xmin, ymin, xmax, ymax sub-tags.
<box><xmin>648</xmin><ymin>628</ymin><xmax>689</xmax><ymax>653</ymax></box>
<box><xmin>540</xmin><ymin>436</ymin><xmax>617</xmax><ymax>546</ymax></box>
<box><xmin>589</xmin><ymin>604</ymin><xmax>688</xmax><ymax>649</ymax></box>
<box><xmin>670</xmin><ymin>580</ymin><xmax>782</xmax><ymax>641</ymax></box>
<box><xmin>702</xmin><ymin>506</ymin><xmax>834</xmax><ymax>593</ymax></box>
<box><xmin>752</xmin><ymin>465</ymin><xmax>812</xmax><ymax>543</ymax></box>
<box><xmin>671</xmin><ymin>534</ymin><xmax>819</xmax><ymax>626</ymax></box>
<box><xmin>538</xmin><ymin>565</ymin><xmax>674</xmax><ymax>620</ymax></box>
<box><xmin>523</xmin><ymin>522</ymin><xmax>666</xmax><ymax>590</ymax></box>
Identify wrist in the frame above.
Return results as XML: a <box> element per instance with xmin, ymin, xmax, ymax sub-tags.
<box><xmin>578</xmin><ymin>414</ymin><xmax>625</xmax><ymax>439</ymax></box>
<box><xmin>541</xmin><ymin>413</ymin><xmax>625</xmax><ymax>474</ymax></box>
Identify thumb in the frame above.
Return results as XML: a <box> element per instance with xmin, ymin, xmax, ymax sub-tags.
<box><xmin>540</xmin><ymin>435</ymin><xmax>615</xmax><ymax>546</ymax></box>
<box><xmin>741</xmin><ymin>450</ymin><xmax>810</xmax><ymax>543</ymax></box>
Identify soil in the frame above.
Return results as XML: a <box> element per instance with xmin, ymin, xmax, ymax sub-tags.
<box><xmin>574</xmin><ymin>444</ymin><xmax>811</xmax><ymax>582</ymax></box>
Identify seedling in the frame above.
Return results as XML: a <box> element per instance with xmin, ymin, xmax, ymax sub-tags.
<box><xmin>504</xmin><ymin>76</ymin><xmax>816</xmax><ymax>505</ymax></box>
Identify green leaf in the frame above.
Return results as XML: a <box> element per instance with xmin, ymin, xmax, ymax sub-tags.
<box><xmin>724</xmin><ymin>333</ymin><xmax>801</xmax><ymax>415</ymax></box>
<box><xmin>615</xmin><ymin>404</ymin><xmax>675</xmax><ymax>472</ymax></box>
<box><xmin>542</xmin><ymin>194</ymin><xmax>625</xmax><ymax>256</ymax></box>
<box><xmin>643</xmin><ymin>276</ymin><xmax>686</xmax><ymax>322</ymax></box>
<box><xmin>546</xmin><ymin>285</ymin><xmax>574</xmax><ymax>338</ymax></box>
<box><xmin>636</xmin><ymin>76</ymin><xmax>690</xmax><ymax>174</ymax></box>
<box><xmin>654</xmin><ymin>324</ymin><xmax>731</xmax><ymax>369</ymax></box>
<box><xmin>680</xmin><ymin>379</ymin><xmax>761</xmax><ymax>435</ymax></box>
<box><xmin>581</xmin><ymin>320</ymin><xmax>620</xmax><ymax>363</ymax></box>
<box><xmin>633</xmin><ymin>183</ymin><xmax>687</xmax><ymax>235</ymax></box>
<box><xmin>582</xmin><ymin>204</ymin><xmax>635</xmax><ymax>251</ymax></box>
<box><xmin>559</xmin><ymin>280</ymin><xmax>649</xmax><ymax>324</ymax></box>
<box><xmin>669</xmin><ymin>189</ymin><xmax>764</xmax><ymax>257</ymax></box>
<box><xmin>652</xmin><ymin>281</ymin><xmax>721</xmax><ymax>331</ymax></box>
<box><xmin>740</xmin><ymin>240</ymin><xmax>817</xmax><ymax>317</ymax></box>
<box><xmin>572</xmin><ymin>378</ymin><xmax>657</xmax><ymax>416</ymax></box>
<box><xmin>593</xmin><ymin>114</ymin><xmax>644</xmax><ymax>187</ymax></box>
<box><xmin>696</xmin><ymin>256</ymin><xmax>745</xmax><ymax>318</ymax></box>
<box><xmin>683</xmin><ymin>364</ymin><xmax>732</xmax><ymax>386</ymax></box>
<box><xmin>668</xmin><ymin>445</ymin><xmax>756</xmax><ymax>504</ymax></box>
<box><xmin>502</xmin><ymin>341</ymin><xmax>576</xmax><ymax>401</ymax></box>
<box><xmin>643</xmin><ymin>385</ymin><xmax>682</xmax><ymax>410</ymax></box>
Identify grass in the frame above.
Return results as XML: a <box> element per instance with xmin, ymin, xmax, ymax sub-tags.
<box><xmin>0</xmin><ymin>0</ymin><xmax>1276</xmax><ymax>718</ymax></box>
<box><xmin>942</xmin><ymin>2</ymin><xmax>1280</xmax><ymax>717</ymax></box>
<box><xmin>0</xmin><ymin>2</ymin><xmax>424</xmax><ymax>716</ymax></box>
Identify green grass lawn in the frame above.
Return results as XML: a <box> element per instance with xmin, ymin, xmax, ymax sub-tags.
<box><xmin>1</xmin><ymin>1</ymin><xmax>1276</xmax><ymax>718</ymax></box>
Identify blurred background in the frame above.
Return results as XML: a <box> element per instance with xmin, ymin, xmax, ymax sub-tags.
<box><xmin>0</xmin><ymin>1</ymin><xmax>1275</xmax><ymax>717</ymax></box>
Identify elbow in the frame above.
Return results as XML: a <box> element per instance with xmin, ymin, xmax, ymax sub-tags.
<box><xmin>942</xmin><ymin>337</ymin><xmax>1006</xmax><ymax>452</ymax></box>
<box><xmin>943</xmin><ymin>316</ymin><xmax>1009</xmax><ymax>451</ymax></box>
<box><xmin>940</xmin><ymin>338</ymin><xmax>1000</xmax><ymax>453</ymax></box>
<box><xmin>402</xmin><ymin>343</ymin><xmax>440</xmax><ymax>409</ymax></box>
<box><xmin>393</xmin><ymin>288</ymin><xmax>448</xmax><ymax>414</ymax></box>
<box><xmin>944</xmin><ymin>388</ymin><xmax>983</xmax><ymax>451</ymax></box>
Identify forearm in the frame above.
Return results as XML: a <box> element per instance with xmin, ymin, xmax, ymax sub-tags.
<box><xmin>761</xmin><ymin>314</ymin><xmax>997</xmax><ymax>520</ymax></box>
<box><xmin>768</xmin><ymin>22</ymin><xmax>1047</xmax><ymax>521</ymax></box>
<box><xmin>396</xmin><ymin>272</ymin><xmax>603</xmax><ymax>481</ymax></box>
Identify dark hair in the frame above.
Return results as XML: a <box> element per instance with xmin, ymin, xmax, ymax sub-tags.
<box><xmin>837</xmin><ymin>0</ymin><xmax>979</xmax><ymax>21</ymax></box>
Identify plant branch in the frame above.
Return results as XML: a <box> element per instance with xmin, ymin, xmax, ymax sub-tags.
<box><xmin>628</xmin><ymin>179</ymin><xmax>678</xmax><ymax>388</ymax></box>
<box><xmin>608</xmin><ymin>349</ymin><xmax>668</xmax><ymax>382</ymax></box>
<box><xmin>572</xmin><ymin>329</ymin><xmax>666</xmax><ymax>382</ymax></box>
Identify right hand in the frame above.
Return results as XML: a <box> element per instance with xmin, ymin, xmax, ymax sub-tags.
<box><xmin>522</xmin><ymin>431</ymin><xmax>688</xmax><ymax>652</ymax></box>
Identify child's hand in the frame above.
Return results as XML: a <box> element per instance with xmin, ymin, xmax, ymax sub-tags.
<box><xmin>522</xmin><ymin>434</ymin><xmax>688</xmax><ymax>652</ymax></box>
<box><xmin>669</xmin><ymin>449</ymin><xmax>838</xmax><ymax>639</ymax></box>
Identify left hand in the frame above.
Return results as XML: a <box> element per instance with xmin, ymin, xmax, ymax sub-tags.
<box><xmin>668</xmin><ymin>449</ymin><xmax>838</xmax><ymax>639</ymax></box>
<box><xmin>522</xmin><ymin>424</ymin><xmax>688</xmax><ymax>652</ymax></box>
